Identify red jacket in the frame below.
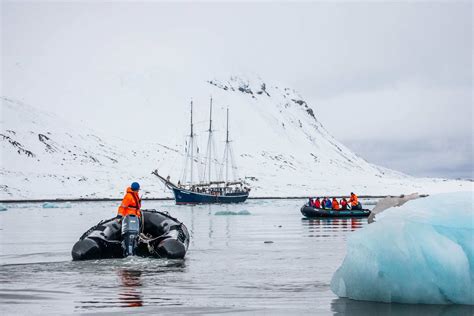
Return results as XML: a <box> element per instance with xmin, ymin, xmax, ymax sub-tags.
<box><xmin>315</xmin><ymin>199</ymin><xmax>321</xmax><ymax>209</ymax></box>
<box><xmin>341</xmin><ymin>199</ymin><xmax>348</xmax><ymax>209</ymax></box>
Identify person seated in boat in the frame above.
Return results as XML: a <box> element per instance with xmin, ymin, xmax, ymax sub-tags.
<box><xmin>308</xmin><ymin>198</ymin><xmax>313</xmax><ymax>207</ymax></box>
<box><xmin>349</xmin><ymin>192</ymin><xmax>361</xmax><ymax>210</ymax></box>
<box><xmin>117</xmin><ymin>182</ymin><xmax>142</xmax><ymax>220</ymax></box>
<box><xmin>340</xmin><ymin>198</ymin><xmax>348</xmax><ymax>210</ymax></box>
<box><xmin>321</xmin><ymin>197</ymin><xmax>327</xmax><ymax>209</ymax></box>
<box><xmin>314</xmin><ymin>197</ymin><xmax>321</xmax><ymax>209</ymax></box>
<box><xmin>325</xmin><ymin>197</ymin><xmax>332</xmax><ymax>209</ymax></box>
<box><xmin>332</xmin><ymin>198</ymin><xmax>340</xmax><ymax>210</ymax></box>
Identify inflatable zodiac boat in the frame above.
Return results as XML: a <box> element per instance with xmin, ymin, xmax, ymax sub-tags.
<box><xmin>72</xmin><ymin>209</ymin><xmax>189</xmax><ymax>260</ymax></box>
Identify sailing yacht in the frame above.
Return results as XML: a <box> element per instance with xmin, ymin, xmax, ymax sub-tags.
<box><xmin>153</xmin><ymin>99</ymin><xmax>250</xmax><ymax>204</ymax></box>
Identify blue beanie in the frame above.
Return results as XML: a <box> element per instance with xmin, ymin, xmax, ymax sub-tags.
<box><xmin>131</xmin><ymin>182</ymin><xmax>140</xmax><ymax>191</ymax></box>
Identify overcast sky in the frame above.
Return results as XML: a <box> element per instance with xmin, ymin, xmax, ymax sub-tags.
<box><xmin>2</xmin><ymin>1</ymin><xmax>472</xmax><ymax>179</ymax></box>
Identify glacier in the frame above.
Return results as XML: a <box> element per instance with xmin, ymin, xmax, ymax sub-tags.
<box><xmin>331</xmin><ymin>191</ymin><xmax>474</xmax><ymax>305</ymax></box>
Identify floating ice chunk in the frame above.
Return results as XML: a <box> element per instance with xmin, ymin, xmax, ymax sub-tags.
<box><xmin>42</xmin><ymin>202</ymin><xmax>72</xmax><ymax>208</ymax></box>
<box><xmin>331</xmin><ymin>191</ymin><xmax>474</xmax><ymax>305</ymax></box>
<box><xmin>214</xmin><ymin>210</ymin><xmax>251</xmax><ymax>216</ymax></box>
<box><xmin>0</xmin><ymin>204</ymin><xmax>7</xmax><ymax>211</ymax></box>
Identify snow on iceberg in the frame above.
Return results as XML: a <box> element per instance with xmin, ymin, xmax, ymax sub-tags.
<box><xmin>331</xmin><ymin>191</ymin><xmax>474</xmax><ymax>305</ymax></box>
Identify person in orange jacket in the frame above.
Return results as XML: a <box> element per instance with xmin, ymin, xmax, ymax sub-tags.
<box><xmin>117</xmin><ymin>182</ymin><xmax>142</xmax><ymax>219</ymax></box>
<box><xmin>332</xmin><ymin>198</ymin><xmax>340</xmax><ymax>210</ymax></box>
<box><xmin>349</xmin><ymin>192</ymin><xmax>360</xmax><ymax>210</ymax></box>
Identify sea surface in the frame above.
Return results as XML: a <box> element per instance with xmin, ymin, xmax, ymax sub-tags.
<box><xmin>0</xmin><ymin>199</ymin><xmax>471</xmax><ymax>315</ymax></box>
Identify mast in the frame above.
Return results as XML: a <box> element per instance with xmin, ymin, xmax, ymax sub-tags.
<box><xmin>208</xmin><ymin>97</ymin><xmax>213</xmax><ymax>133</ymax></box>
<box><xmin>208</xmin><ymin>98</ymin><xmax>213</xmax><ymax>183</ymax></box>
<box><xmin>225</xmin><ymin>107</ymin><xmax>229</xmax><ymax>183</ymax></box>
<box><xmin>219</xmin><ymin>106</ymin><xmax>240</xmax><ymax>185</ymax></box>
<box><xmin>190</xmin><ymin>100</ymin><xmax>194</xmax><ymax>184</ymax></box>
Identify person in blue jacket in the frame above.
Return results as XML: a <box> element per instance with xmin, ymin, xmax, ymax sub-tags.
<box><xmin>325</xmin><ymin>197</ymin><xmax>332</xmax><ymax>209</ymax></box>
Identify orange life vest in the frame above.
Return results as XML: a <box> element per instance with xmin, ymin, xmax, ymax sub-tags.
<box><xmin>117</xmin><ymin>187</ymin><xmax>141</xmax><ymax>218</ymax></box>
<box><xmin>349</xmin><ymin>193</ymin><xmax>358</xmax><ymax>206</ymax></box>
<box><xmin>332</xmin><ymin>200</ymin><xmax>340</xmax><ymax>210</ymax></box>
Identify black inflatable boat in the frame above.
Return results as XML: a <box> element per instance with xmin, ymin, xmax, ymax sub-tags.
<box><xmin>72</xmin><ymin>209</ymin><xmax>189</xmax><ymax>260</ymax></box>
<box><xmin>301</xmin><ymin>205</ymin><xmax>371</xmax><ymax>218</ymax></box>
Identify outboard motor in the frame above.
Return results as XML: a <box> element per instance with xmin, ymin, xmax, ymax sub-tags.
<box><xmin>121</xmin><ymin>215</ymin><xmax>140</xmax><ymax>257</ymax></box>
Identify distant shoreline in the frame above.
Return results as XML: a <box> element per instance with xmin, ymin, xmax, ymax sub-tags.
<box><xmin>0</xmin><ymin>195</ymin><xmax>412</xmax><ymax>203</ymax></box>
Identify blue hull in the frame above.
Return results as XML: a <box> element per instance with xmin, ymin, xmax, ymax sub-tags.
<box><xmin>172</xmin><ymin>187</ymin><xmax>249</xmax><ymax>204</ymax></box>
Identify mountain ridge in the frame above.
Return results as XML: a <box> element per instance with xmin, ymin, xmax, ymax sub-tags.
<box><xmin>1</xmin><ymin>76</ymin><xmax>471</xmax><ymax>200</ymax></box>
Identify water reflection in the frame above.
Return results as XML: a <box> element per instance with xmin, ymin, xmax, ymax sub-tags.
<box><xmin>118</xmin><ymin>269</ymin><xmax>143</xmax><ymax>308</ymax></box>
<box><xmin>331</xmin><ymin>298</ymin><xmax>473</xmax><ymax>316</ymax></box>
<box><xmin>302</xmin><ymin>218</ymin><xmax>366</xmax><ymax>237</ymax></box>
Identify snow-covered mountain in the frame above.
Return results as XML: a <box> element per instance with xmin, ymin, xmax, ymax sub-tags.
<box><xmin>1</xmin><ymin>76</ymin><xmax>471</xmax><ymax>200</ymax></box>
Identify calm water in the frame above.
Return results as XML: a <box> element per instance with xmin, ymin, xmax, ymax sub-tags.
<box><xmin>0</xmin><ymin>199</ymin><xmax>471</xmax><ymax>315</ymax></box>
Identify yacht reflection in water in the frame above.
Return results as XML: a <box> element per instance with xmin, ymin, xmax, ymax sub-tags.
<box><xmin>118</xmin><ymin>269</ymin><xmax>143</xmax><ymax>308</ymax></box>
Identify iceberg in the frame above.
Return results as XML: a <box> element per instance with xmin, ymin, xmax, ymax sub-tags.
<box><xmin>331</xmin><ymin>191</ymin><xmax>474</xmax><ymax>305</ymax></box>
<box><xmin>42</xmin><ymin>202</ymin><xmax>72</xmax><ymax>209</ymax></box>
<box><xmin>214</xmin><ymin>210</ymin><xmax>251</xmax><ymax>216</ymax></box>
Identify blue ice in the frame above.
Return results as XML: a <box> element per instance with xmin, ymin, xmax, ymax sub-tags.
<box><xmin>331</xmin><ymin>191</ymin><xmax>473</xmax><ymax>305</ymax></box>
<box><xmin>42</xmin><ymin>202</ymin><xmax>72</xmax><ymax>209</ymax></box>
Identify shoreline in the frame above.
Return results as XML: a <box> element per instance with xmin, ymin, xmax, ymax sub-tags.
<box><xmin>0</xmin><ymin>195</ymin><xmax>413</xmax><ymax>204</ymax></box>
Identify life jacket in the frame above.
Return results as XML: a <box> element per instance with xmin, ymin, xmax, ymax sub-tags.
<box><xmin>117</xmin><ymin>187</ymin><xmax>141</xmax><ymax>218</ymax></box>
<box><xmin>349</xmin><ymin>193</ymin><xmax>358</xmax><ymax>206</ymax></box>
<box><xmin>315</xmin><ymin>199</ymin><xmax>321</xmax><ymax>209</ymax></box>
<box><xmin>332</xmin><ymin>200</ymin><xmax>340</xmax><ymax>210</ymax></box>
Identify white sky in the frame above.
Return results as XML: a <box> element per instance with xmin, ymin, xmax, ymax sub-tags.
<box><xmin>1</xmin><ymin>1</ymin><xmax>472</xmax><ymax>178</ymax></box>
